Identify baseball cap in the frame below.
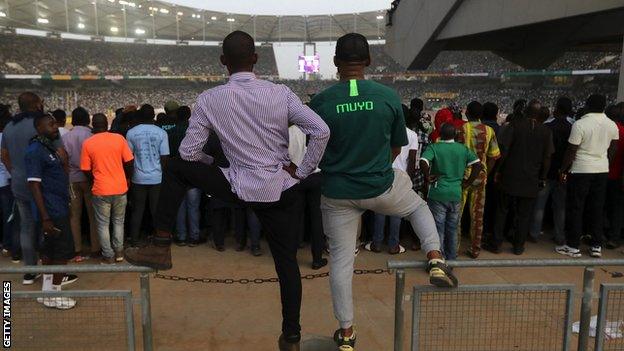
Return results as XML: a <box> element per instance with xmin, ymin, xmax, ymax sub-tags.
<box><xmin>335</xmin><ymin>33</ymin><xmax>370</xmax><ymax>62</ymax></box>
<box><xmin>164</xmin><ymin>100</ymin><xmax>180</xmax><ymax>114</ymax></box>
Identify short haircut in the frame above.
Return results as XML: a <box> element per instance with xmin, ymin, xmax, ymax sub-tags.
<box><xmin>466</xmin><ymin>101</ymin><xmax>483</xmax><ymax>120</ymax></box>
<box><xmin>33</xmin><ymin>113</ymin><xmax>53</xmax><ymax>129</ymax></box>
<box><xmin>222</xmin><ymin>31</ymin><xmax>255</xmax><ymax>66</ymax></box>
<box><xmin>538</xmin><ymin>106</ymin><xmax>551</xmax><ymax>122</ymax></box>
<box><xmin>440</xmin><ymin>123</ymin><xmax>456</xmax><ymax>140</ymax></box>
<box><xmin>51</xmin><ymin>109</ymin><xmax>66</xmax><ymax>123</ymax></box>
<box><xmin>410</xmin><ymin>98</ymin><xmax>424</xmax><ymax>111</ymax></box>
<box><xmin>71</xmin><ymin>107</ymin><xmax>90</xmax><ymax>126</ymax></box>
<box><xmin>482</xmin><ymin>102</ymin><xmax>499</xmax><ymax>121</ymax></box>
<box><xmin>0</xmin><ymin>104</ymin><xmax>10</xmax><ymax>119</ymax></box>
<box><xmin>139</xmin><ymin>104</ymin><xmax>155</xmax><ymax>122</ymax></box>
<box><xmin>17</xmin><ymin>92</ymin><xmax>41</xmax><ymax>112</ymax></box>
<box><xmin>92</xmin><ymin>113</ymin><xmax>108</xmax><ymax>129</ymax></box>
<box><xmin>617</xmin><ymin>102</ymin><xmax>624</xmax><ymax>123</ymax></box>
<box><xmin>585</xmin><ymin>94</ymin><xmax>607</xmax><ymax>113</ymax></box>
<box><xmin>335</xmin><ymin>33</ymin><xmax>370</xmax><ymax>62</ymax></box>
<box><xmin>555</xmin><ymin>96</ymin><xmax>573</xmax><ymax>116</ymax></box>
<box><xmin>177</xmin><ymin>106</ymin><xmax>192</xmax><ymax>121</ymax></box>
<box><xmin>524</xmin><ymin>104</ymin><xmax>541</xmax><ymax>120</ymax></box>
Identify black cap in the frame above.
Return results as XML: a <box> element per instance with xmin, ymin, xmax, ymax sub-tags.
<box><xmin>335</xmin><ymin>33</ymin><xmax>370</xmax><ymax>62</ymax></box>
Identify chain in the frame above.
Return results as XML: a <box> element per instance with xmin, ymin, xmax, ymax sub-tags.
<box><xmin>154</xmin><ymin>268</ymin><xmax>392</xmax><ymax>285</ymax></box>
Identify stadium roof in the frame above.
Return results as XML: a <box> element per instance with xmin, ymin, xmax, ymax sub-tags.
<box><xmin>0</xmin><ymin>0</ymin><xmax>390</xmax><ymax>42</ymax></box>
<box><xmin>163</xmin><ymin>0</ymin><xmax>390</xmax><ymax>16</ymax></box>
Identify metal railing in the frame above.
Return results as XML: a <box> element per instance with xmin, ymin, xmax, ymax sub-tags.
<box><xmin>596</xmin><ymin>284</ymin><xmax>624</xmax><ymax>351</ymax></box>
<box><xmin>388</xmin><ymin>258</ymin><xmax>624</xmax><ymax>351</ymax></box>
<box><xmin>0</xmin><ymin>264</ymin><xmax>154</xmax><ymax>351</ymax></box>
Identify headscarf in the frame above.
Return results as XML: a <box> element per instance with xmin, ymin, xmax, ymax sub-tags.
<box><xmin>430</xmin><ymin>108</ymin><xmax>453</xmax><ymax>142</ymax></box>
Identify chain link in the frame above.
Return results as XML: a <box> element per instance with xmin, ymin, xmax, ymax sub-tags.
<box><xmin>154</xmin><ymin>268</ymin><xmax>392</xmax><ymax>285</ymax></box>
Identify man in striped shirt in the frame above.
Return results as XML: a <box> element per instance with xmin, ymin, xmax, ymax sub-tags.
<box><xmin>125</xmin><ymin>31</ymin><xmax>330</xmax><ymax>351</ymax></box>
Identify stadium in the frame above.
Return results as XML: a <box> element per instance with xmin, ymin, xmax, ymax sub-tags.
<box><xmin>0</xmin><ymin>0</ymin><xmax>623</xmax><ymax>350</ymax></box>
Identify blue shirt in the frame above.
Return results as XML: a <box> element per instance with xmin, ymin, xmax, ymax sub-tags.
<box><xmin>0</xmin><ymin>134</ymin><xmax>11</xmax><ymax>188</ymax></box>
<box><xmin>126</xmin><ymin>124</ymin><xmax>170</xmax><ymax>185</ymax></box>
<box><xmin>25</xmin><ymin>140</ymin><xmax>69</xmax><ymax>220</ymax></box>
<box><xmin>1</xmin><ymin>112</ymin><xmax>62</xmax><ymax>201</ymax></box>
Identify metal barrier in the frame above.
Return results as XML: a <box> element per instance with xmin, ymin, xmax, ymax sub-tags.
<box><xmin>388</xmin><ymin>258</ymin><xmax>624</xmax><ymax>351</ymax></box>
<box><xmin>0</xmin><ymin>265</ymin><xmax>154</xmax><ymax>351</ymax></box>
<box><xmin>412</xmin><ymin>284</ymin><xmax>574</xmax><ymax>351</ymax></box>
<box><xmin>596</xmin><ymin>284</ymin><xmax>624</xmax><ymax>351</ymax></box>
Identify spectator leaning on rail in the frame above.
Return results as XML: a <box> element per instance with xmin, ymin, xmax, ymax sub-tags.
<box><xmin>26</xmin><ymin>113</ymin><xmax>78</xmax><ymax>310</ymax></box>
<box><xmin>557</xmin><ymin>94</ymin><xmax>619</xmax><ymax>258</ymax></box>
<box><xmin>124</xmin><ymin>30</ymin><xmax>330</xmax><ymax>351</ymax></box>
<box><xmin>308</xmin><ymin>33</ymin><xmax>457</xmax><ymax>351</ymax></box>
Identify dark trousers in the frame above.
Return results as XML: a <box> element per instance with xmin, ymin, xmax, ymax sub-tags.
<box><xmin>566</xmin><ymin>173</ymin><xmax>608</xmax><ymax>248</ymax></box>
<box><xmin>156</xmin><ymin>158</ymin><xmax>302</xmax><ymax>336</ymax></box>
<box><xmin>492</xmin><ymin>192</ymin><xmax>535</xmax><ymax>249</ymax></box>
<box><xmin>606</xmin><ymin>179</ymin><xmax>624</xmax><ymax>243</ymax></box>
<box><xmin>297</xmin><ymin>173</ymin><xmax>324</xmax><ymax>262</ymax></box>
<box><xmin>483</xmin><ymin>176</ymin><xmax>498</xmax><ymax>237</ymax></box>
<box><xmin>130</xmin><ymin>183</ymin><xmax>161</xmax><ymax>243</ymax></box>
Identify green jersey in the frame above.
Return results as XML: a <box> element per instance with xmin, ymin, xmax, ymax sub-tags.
<box><xmin>420</xmin><ymin>141</ymin><xmax>480</xmax><ymax>202</ymax></box>
<box><xmin>309</xmin><ymin>79</ymin><xmax>408</xmax><ymax>199</ymax></box>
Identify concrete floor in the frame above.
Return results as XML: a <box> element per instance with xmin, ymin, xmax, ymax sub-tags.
<box><xmin>2</xmin><ymin>235</ymin><xmax>624</xmax><ymax>351</ymax></box>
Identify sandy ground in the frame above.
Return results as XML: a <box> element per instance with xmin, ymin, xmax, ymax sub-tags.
<box><xmin>2</xmin><ymin>235</ymin><xmax>624</xmax><ymax>351</ymax></box>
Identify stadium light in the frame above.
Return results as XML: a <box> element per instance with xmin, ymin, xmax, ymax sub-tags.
<box><xmin>211</xmin><ymin>16</ymin><xmax>217</xmax><ymax>20</ymax></box>
<box><xmin>0</xmin><ymin>11</ymin><xmax>6</xmax><ymax>17</ymax></box>
<box><xmin>177</xmin><ymin>11</ymin><xmax>183</xmax><ymax>16</ymax></box>
<box><xmin>107</xmin><ymin>0</ymin><xmax>115</xmax><ymax>2</ymax></box>
<box><xmin>159</xmin><ymin>8</ymin><xmax>169</xmax><ymax>14</ymax></box>
<box><xmin>110</xmin><ymin>26</ymin><xmax>119</xmax><ymax>33</ymax></box>
<box><xmin>135</xmin><ymin>28</ymin><xmax>145</xmax><ymax>35</ymax></box>
<box><xmin>226</xmin><ymin>18</ymin><xmax>235</xmax><ymax>22</ymax></box>
<box><xmin>77</xmin><ymin>22</ymin><xmax>85</xmax><ymax>29</ymax></box>
<box><xmin>37</xmin><ymin>18</ymin><xmax>49</xmax><ymax>24</ymax></box>
<box><xmin>376</xmin><ymin>15</ymin><xmax>384</xmax><ymax>20</ymax></box>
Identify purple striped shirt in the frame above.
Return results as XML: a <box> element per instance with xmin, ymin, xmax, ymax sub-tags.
<box><xmin>179</xmin><ymin>72</ymin><xmax>330</xmax><ymax>202</ymax></box>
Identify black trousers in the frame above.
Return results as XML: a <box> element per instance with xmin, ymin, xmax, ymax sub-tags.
<box><xmin>566</xmin><ymin>173</ymin><xmax>608</xmax><ymax>248</ymax></box>
<box><xmin>492</xmin><ymin>192</ymin><xmax>535</xmax><ymax>249</ymax></box>
<box><xmin>130</xmin><ymin>183</ymin><xmax>161</xmax><ymax>243</ymax></box>
<box><xmin>606</xmin><ymin>179</ymin><xmax>624</xmax><ymax>243</ymax></box>
<box><xmin>156</xmin><ymin>158</ymin><xmax>302</xmax><ymax>336</ymax></box>
<box><xmin>297</xmin><ymin>173</ymin><xmax>325</xmax><ymax>262</ymax></box>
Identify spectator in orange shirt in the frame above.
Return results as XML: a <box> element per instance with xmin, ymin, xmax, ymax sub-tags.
<box><xmin>80</xmin><ymin>114</ymin><xmax>134</xmax><ymax>264</ymax></box>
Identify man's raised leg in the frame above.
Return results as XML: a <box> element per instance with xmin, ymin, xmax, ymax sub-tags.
<box><xmin>125</xmin><ymin>158</ymin><xmax>240</xmax><ymax>269</ymax></box>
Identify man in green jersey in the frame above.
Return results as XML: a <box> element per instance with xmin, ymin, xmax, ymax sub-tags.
<box><xmin>309</xmin><ymin>33</ymin><xmax>456</xmax><ymax>351</ymax></box>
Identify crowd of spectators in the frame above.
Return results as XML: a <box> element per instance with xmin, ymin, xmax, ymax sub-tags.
<box><xmin>1</xmin><ymin>80</ymin><xmax>616</xmax><ymax>117</ymax></box>
<box><xmin>0</xmin><ymin>34</ymin><xmax>620</xmax><ymax>77</ymax></box>
<box><xmin>0</xmin><ymin>34</ymin><xmax>277</xmax><ymax>76</ymax></box>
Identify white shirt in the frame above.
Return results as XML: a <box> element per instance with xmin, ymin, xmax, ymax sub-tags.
<box><xmin>392</xmin><ymin>128</ymin><xmax>419</xmax><ymax>172</ymax></box>
<box><xmin>58</xmin><ymin>127</ymin><xmax>69</xmax><ymax>137</ymax></box>
<box><xmin>288</xmin><ymin>125</ymin><xmax>320</xmax><ymax>174</ymax></box>
<box><xmin>569</xmin><ymin>112</ymin><xmax>619</xmax><ymax>174</ymax></box>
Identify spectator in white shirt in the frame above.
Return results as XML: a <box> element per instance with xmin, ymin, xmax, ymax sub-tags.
<box><xmin>366</xmin><ymin>105</ymin><xmax>419</xmax><ymax>255</ymax></box>
<box><xmin>288</xmin><ymin>124</ymin><xmax>327</xmax><ymax>269</ymax></box>
<box><xmin>557</xmin><ymin>94</ymin><xmax>619</xmax><ymax>259</ymax></box>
